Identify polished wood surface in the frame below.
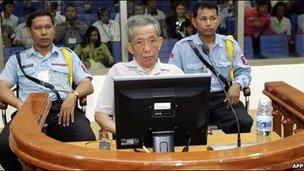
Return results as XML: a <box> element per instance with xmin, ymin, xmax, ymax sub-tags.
<box><xmin>263</xmin><ymin>81</ymin><xmax>304</xmax><ymax>137</ymax></box>
<box><xmin>68</xmin><ymin>131</ymin><xmax>281</xmax><ymax>152</ymax></box>
<box><xmin>10</xmin><ymin>92</ymin><xmax>304</xmax><ymax>170</ymax></box>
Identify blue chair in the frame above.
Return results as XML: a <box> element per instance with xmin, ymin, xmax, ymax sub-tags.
<box><xmin>259</xmin><ymin>35</ymin><xmax>289</xmax><ymax>58</ymax></box>
<box><xmin>77</xmin><ymin>14</ymin><xmax>86</xmax><ymax>23</ymax></box>
<box><xmin>91</xmin><ymin>1</ymin><xmax>113</xmax><ymax>13</ymax></box>
<box><xmin>156</xmin><ymin>1</ymin><xmax>171</xmax><ymax>17</ymax></box>
<box><xmin>226</xmin><ymin>17</ymin><xmax>235</xmax><ymax>35</ymax></box>
<box><xmin>244</xmin><ymin>36</ymin><xmax>254</xmax><ymax>59</ymax></box>
<box><xmin>13</xmin><ymin>2</ymin><xmax>24</xmax><ymax>18</ymax></box>
<box><xmin>159</xmin><ymin>39</ymin><xmax>178</xmax><ymax>63</ymax></box>
<box><xmin>3</xmin><ymin>46</ymin><xmax>25</xmax><ymax>63</ymax></box>
<box><xmin>77</xmin><ymin>14</ymin><xmax>96</xmax><ymax>25</ymax></box>
<box><xmin>31</xmin><ymin>1</ymin><xmax>45</xmax><ymax>11</ymax></box>
<box><xmin>295</xmin><ymin>34</ymin><xmax>304</xmax><ymax>56</ymax></box>
<box><xmin>290</xmin><ymin>14</ymin><xmax>298</xmax><ymax>36</ymax></box>
<box><xmin>188</xmin><ymin>0</ymin><xmax>197</xmax><ymax>12</ymax></box>
<box><xmin>111</xmin><ymin>41</ymin><xmax>121</xmax><ymax>64</ymax></box>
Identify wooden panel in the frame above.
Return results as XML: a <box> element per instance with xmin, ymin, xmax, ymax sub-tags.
<box><xmin>263</xmin><ymin>81</ymin><xmax>304</xmax><ymax>137</ymax></box>
<box><xmin>10</xmin><ymin>92</ymin><xmax>304</xmax><ymax>170</ymax></box>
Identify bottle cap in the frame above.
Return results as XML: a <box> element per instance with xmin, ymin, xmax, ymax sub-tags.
<box><xmin>258</xmin><ymin>97</ymin><xmax>272</xmax><ymax>110</ymax></box>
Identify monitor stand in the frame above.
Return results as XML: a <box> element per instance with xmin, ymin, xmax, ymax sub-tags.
<box><xmin>152</xmin><ymin>131</ymin><xmax>174</xmax><ymax>153</ymax></box>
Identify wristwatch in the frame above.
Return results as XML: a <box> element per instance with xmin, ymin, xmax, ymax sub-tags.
<box><xmin>71</xmin><ymin>90</ymin><xmax>79</xmax><ymax>99</ymax></box>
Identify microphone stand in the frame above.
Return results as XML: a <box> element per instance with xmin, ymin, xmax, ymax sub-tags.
<box><xmin>201</xmin><ymin>44</ymin><xmax>241</xmax><ymax>147</ymax></box>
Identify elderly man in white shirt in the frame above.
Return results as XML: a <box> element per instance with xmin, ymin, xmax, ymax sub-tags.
<box><xmin>94</xmin><ymin>15</ymin><xmax>183</xmax><ymax>137</ymax></box>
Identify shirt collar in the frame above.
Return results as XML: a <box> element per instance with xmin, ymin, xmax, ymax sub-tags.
<box><xmin>26</xmin><ymin>44</ymin><xmax>59</xmax><ymax>58</ymax></box>
<box><xmin>126</xmin><ymin>58</ymin><xmax>170</xmax><ymax>75</ymax></box>
<box><xmin>192</xmin><ymin>33</ymin><xmax>224</xmax><ymax>48</ymax></box>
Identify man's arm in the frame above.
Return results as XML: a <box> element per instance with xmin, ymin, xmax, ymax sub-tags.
<box><xmin>72</xmin><ymin>77</ymin><xmax>94</xmax><ymax>97</ymax></box>
<box><xmin>0</xmin><ymin>80</ymin><xmax>23</xmax><ymax>109</ymax></box>
<box><xmin>95</xmin><ymin>112</ymin><xmax>116</xmax><ymax>134</ymax></box>
<box><xmin>227</xmin><ymin>39</ymin><xmax>251</xmax><ymax>106</ymax></box>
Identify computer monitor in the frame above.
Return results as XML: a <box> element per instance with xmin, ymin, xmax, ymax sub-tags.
<box><xmin>114</xmin><ymin>73</ymin><xmax>211</xmax><ymax>152</ymax></box>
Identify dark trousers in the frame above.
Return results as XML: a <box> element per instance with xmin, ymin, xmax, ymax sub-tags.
<box><xmin>209</xmin><ymin>91</ymin><xmax>253</xmax><ymax>134</ymax></box>
<box><xmin>0</xmin><ymin>101</ymin><xmax>96</xmax><ymax>171</ymax></box>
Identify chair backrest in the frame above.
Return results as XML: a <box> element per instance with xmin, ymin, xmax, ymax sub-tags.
<box><xmin>295</xmin><ymin>34</ymin><xmax>304</xmax><ymax>56</ymax></box>
<box><xmin>31</xmin><ymin>1</ymin><xmax>45</xmax><ymax>11</ymax></box>
<box><xmin>156</xmin><ymin>1</ymin><xmax>171</xmax><ymax>17</ymax></box>
<box><xmin>290</xmin><ymin>14</ymin><xmax>298</xmax><ymax>36</ymax></box>
<box><xmin>226</xmin><ymin>17</ymin><xmax>235</xmax><ymax>35</ymax></box>
<box><xmin>13</xmin><ymin>2</ymin><xmax>24</xmax><ymax>18</ymax></box>
<box><xmin>111</xmin><ymin>41</ymin><xmax>122</xmax><ymax>64</ymax></box>
<box><xmin>3</xmin><ymin>46</ymin><xmax>25</xmax><ymax>63</ymax></box>
<box><xmin>91</xmin><ymin>1</ymin><xmax>113</xmax><ymax>13</ymax></box>
<box><xmin>259</xmin><ymin>35</ymin><xmax>289</xmax><ymax>58</ymax></box>
<box><xmin>244</xmin><ymin>36</ymin><xmax>254</xmax><ymax>59</ymax></box>
<box><xmin>159</xmin><ymin>38</ymin><xmax>178</xmax><ymax>63</ymax></box>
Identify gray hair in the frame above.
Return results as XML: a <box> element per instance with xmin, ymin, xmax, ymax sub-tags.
<box><xmin>125</xmin><ymin>15</ymin><xmax>161</xmax><ymax>42</ymax></box>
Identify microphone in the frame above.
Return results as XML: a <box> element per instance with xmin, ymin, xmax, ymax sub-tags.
<box><xmin>201</xmin><ymin>44</ymin><xmax>242</xmax><ymax>147</ymax></box>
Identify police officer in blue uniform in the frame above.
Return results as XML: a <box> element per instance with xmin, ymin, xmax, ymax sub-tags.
<box><xmin>0</xmin><ymin>11</ymin><xmax>96</xmax><ymax>170</ymax></box>
<box><xmin>169</xmin><ymin>1</ymin><xmax>253</xmax><ymax>134</ymax></box>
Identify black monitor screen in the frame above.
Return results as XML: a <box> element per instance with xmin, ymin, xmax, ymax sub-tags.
<box><xmin>114</xmin><ymin>73</ymin><xmax>211</xmax><ymax>151</ymax></box>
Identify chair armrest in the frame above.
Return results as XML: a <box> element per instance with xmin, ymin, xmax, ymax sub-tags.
<box><xmin>0</xmin><ymin>100</ymin><xmax>8</xmax><ymax>110</ymax></box>
<box><xmin>79</xmin><ymin>96</ymin><xmax>87</xmax><ymax>107</ymax></box>
<box><xmin>243</xmin><ymin>87</ymin><xmax>251</xmax><ymax>97</ymax></box>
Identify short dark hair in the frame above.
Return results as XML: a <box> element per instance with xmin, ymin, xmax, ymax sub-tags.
<box><xmin>272</xmin><ymin>2</ymin><xmax>286</xmax><ymax>16</ymax></box>
<box><xmin>81</xmin><ymin>26</ymin><xmax>101</xmax><ymax>48</ymax></box>
<box><xmin>256</xmin><ymin>0</ymin><xmax>271</xmax><ymax>13</ymax></box>
<box><xmin>26</xmin><ymin>11</ymin><xmax>54</xmax><ymax>28</ymax></box>
<box><xmin>193</xmin><ymin>1</ymin><xmax>218</xmax><ymax>18</ymax></box>
<box><xmin>64</xmin><ymin>3</ymin><xmax>77</xmax><ymax>13</ymax></box>
<box><xmin>2</xmin><ymin>0</ymin><xmax>14</xmax><ymax>10</ymax></box>
<box><xmin>97</xmin><ymin>7</ymin><xmax>109</xmax><ymax>20</ymax></box>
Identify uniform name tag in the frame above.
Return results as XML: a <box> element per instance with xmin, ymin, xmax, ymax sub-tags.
<box><xmin>22</xmin><ymin>64</ymin><xmax>34</xmax><ymax>68</ymax></box>
<box><xmin>37</xmin><ymin>70</ymin><xmax>49</xmax><ymax>82</ymax></box>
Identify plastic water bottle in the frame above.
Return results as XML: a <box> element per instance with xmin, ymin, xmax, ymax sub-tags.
<box><xmin>99</xmin><ymin>138</ymin><xmax>111</xmax><ymax>150</ymax></box>
<box><xmin>256</xmin><ymin>97</ymin><xmax>273</xmax><ymax>144</ymax></box>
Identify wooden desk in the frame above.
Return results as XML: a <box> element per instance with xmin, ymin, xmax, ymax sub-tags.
<box><xmin>67</xmin><ymin>132</ymin><xmax>281</xmax><ymax>152</ymax></box>
<box><xmin>9</xmin><ymin>93</ymin><xmax>304</xmax><ymax>170</ymax></box>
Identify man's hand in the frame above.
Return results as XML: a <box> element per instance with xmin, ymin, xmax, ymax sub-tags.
<box><xmin>58</xmin><ymin>93</ymin><xmax>77</xmax><ymax>127</ymax></box>
<box><xmin>227</xmin><ymin>83</ymin><xmax>241</xmax><ymax>108</ymax></box>
<box><xmin>99</xmin><ymin>128</ymin><xmax>109</xmax><ymax>140</ymax></box>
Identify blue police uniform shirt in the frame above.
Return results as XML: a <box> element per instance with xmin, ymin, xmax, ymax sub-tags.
<box><xmin>0</xmin><ymin>44</ymin><xmax>92</xmax><ymax>101</ymax></box>
<box><xmin>168</xmin><ymin>33</ymin><xmax>251</xmax><ymax>92</ymax></box>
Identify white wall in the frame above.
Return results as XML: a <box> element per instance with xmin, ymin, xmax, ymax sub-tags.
<box><xmin>1</xmin><ymin>64</ymin><xmax>304</xmax><ymax>128</ymax></box>
<box><xmin>249</xmin><ymin>64</ymin><xmax>304</xmax><ymax>109</ymax></box>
